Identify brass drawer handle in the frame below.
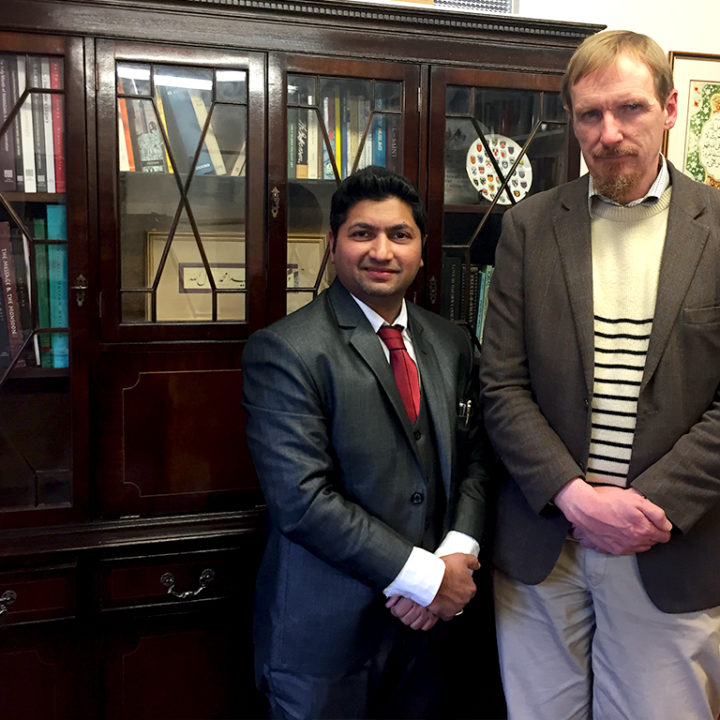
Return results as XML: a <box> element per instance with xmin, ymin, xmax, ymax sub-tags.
<box><xmin>160</xmin><ymin>568</ymin><xmax>215</xmax><ymax>600</ymax></box>
<box><xmin>0</xmin><ymin>590</ymin><xmax>17</xmax><ymax>615</ymax></box>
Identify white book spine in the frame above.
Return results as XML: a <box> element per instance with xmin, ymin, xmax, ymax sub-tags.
<box><xmin>16</xmin><ymin>56</ymin><xmax>36</xmax><ymax>193</ymax></box>
<box><xmin>40</xmin><ymin>58</ymin><xmax>55</xmax><ymax>193</ymax></box>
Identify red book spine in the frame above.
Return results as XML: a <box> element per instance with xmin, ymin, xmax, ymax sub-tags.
<box><xmin>49</xmin><ymin>57</ymin><xmax>65</xmax><ymax>193</ymax></box>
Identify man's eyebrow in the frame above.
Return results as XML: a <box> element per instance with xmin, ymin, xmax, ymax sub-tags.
<box><xmin>346</xmin><ymin>221</ymin><xmax>415</xmax><ymax>232</ymax></box>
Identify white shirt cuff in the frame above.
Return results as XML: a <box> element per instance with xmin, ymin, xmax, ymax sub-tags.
<box><xmin>383</xmin><ymin>547</ymin><xmax>445</xmax><ymax>607</ymax></box>
<box><xmin>435</xmin><ymin>530</ymin><xmax>480</xmax><ymax>559</ymax></box>
<box><xmin>382</xmin><ymin>531</ymin><xmax>479</xmax><ymax>607</ymax></box>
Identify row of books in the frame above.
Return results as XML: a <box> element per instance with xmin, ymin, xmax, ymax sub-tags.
<box><xmin>0</xmin><ymin>54</ymin><xmax>66</xmax><ymax>194</ymax></box>
<box><xmin>442</xmin><ymin>257</ymin><xmax>494</xmax><ymax>342</ymax></box>
<box><xmin>0</xmin><ymin>205</ymin><xmax>68</xmax><ymax>369</ymax></box>
<box><xmin>288</xmin><ymin>92</ymin><xmax>401</xmax><ymax>180</ymax></box>
<box><xmin>118</xmin><ymin>74</ymin><xmax>246</xmax><ymax>177</ymax></box>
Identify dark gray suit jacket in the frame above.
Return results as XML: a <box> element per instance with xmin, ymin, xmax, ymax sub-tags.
<box><xmin>242</xmin><ymin>279</ymin><xmax>489</xmax><ymax>676</ymax></box>
<box><xmin>480</xmin><ymin>164</ymin><xmax>720</xmax><ymax>613</ymax></box>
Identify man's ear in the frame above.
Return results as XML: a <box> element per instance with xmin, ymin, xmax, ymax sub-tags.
<box><xmin>328</xmin><ymin>231</ymin><xmax>336</xmax><ymax>261</ymax></box>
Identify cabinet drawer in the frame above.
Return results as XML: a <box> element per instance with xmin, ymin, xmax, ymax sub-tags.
<box><xmin>0</xmin><ymin>564</ymin><xmax>77</xmax><ymax>626</ymax></box>
<box><xmin>98</xmin><ymin>549</ymin><xmax>245</xmax><ymax>611</ymax></box>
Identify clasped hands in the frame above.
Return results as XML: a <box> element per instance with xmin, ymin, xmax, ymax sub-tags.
<box><xmin>554</xmin><ymin>477</ymin><xmax>672</xmax><ymax>555</ymax></box>
<box><xmin>385</xmin><ymin>552</ymin><xmax>479</xmax><ymax>632</ymax></box>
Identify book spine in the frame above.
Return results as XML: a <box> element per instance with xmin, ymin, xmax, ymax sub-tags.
<box><xmin>347</xmin><ymin>93</ymin><xmax>358</xmax><ymax>174</ymax></box>
<box><xmin>468</xmin><ymin>264</ymin><xmax>480</xmax><ymax>332</ymax></box>
<box><xmin>188</xmin><ymin>90</ymin><xmax>225</xmax><ymax>175</ymax></box>
<box><xmin>387</xmin><ymin>113</ymin><xmax>400</xmax><ymax>172</ymax></box>
<box><xmin>307</xmin><ymin>104</ymin><xmax>319</xmax><ymax>179</ymax></box>
<box><xmin>16</xmin><ymin>56</ymin><xmax>36</xmax><ymax>193</ymax></box>
<box><xmin>137</xmin><ymin>89</ymin><xmax>168</xmax><ymax>174</ymax></box>
<box><xmin>334</xmin><ymin>93</ymin><xmax>342</xmax><ymax>179</ymax></box>
<box><xmin>9</xmin><ymin>55</ymin><xmax>23</xmax><ymax>191</ymax></box>
<box><xmin>34</xmin><ymin>218</ymin><xmax>52</xmax><ymax>367</ymax></box>
<box><xmin>340</xmin><ymin>93</ymin><xmax>349</xmax><ymax>178</ymax></box>
<box><xmin>11</xmin><ymin>226</ymin><xmax>37</xmax><ymax>365</ymax></box>
<box><xmin>229</xmin><ymin>138</ymin><xmax>246</xmax><ymax>177</ymax></box>
<box><xmin>117</xmin><ymin>77</ymin><xmax>136</xmax><ymax>172</ymax></box>
<box><xmin>0</xmin><ymin>221</ymin><xmax>25</xmax><ymax>366</ymax></box>
<box><xmin>47</xmin><ymin>242</ymin><xmax>68</xmax><ymax>368</ymax></box>
<box><xmin>441</xmin><ymin>254</ymin><xmax>462</xmax><ymax>321</ymax></box>
<box><xmin>373</xmin><ymin>101</ymin><xmax>386</xmax><ymax>168</ymax></box>
<box><xmin>295</xmin><ymin>109</ymin><xmax>308</xmax><ymax>179</ymax></box>
<box><xmin>477</xmin><ymin>265</ymin><xmax>493</xmax><ymax>343</ymax></box>
<box><xmin>49</xmin><ymin>58</ymin><xmax>65</xmax><ymax>193</ymax></box>
<box><xmin>361</xmin><ymin>97</ymin><xmax>372</xmax><ymax>169</ymax></box>
<box><xmin>322</xmin><ymin>95</ymin><xmax>335</xmax><ymax>180</ymax></box>
<box><xmin>287</xmin><ymin>107</ymin><xmax>296</xmax><ymax>179</ymax></box>
<box><xmin>40</xmin><ymin>58</ymin><xmax>55</xmax><ymax>193</ymax></box>
<box><xmin>160</xmin><ymin>83</ymin><xmax>213</xmax><ymax>176</ymax></box>
<box><xmin>0</xmin><ymin>270</ymin><xmax>10</xmax><ymax>367</ymax></box>
<box><xmin>154</xmin><ymin>92</ymin><xmax>174</xmax><ymax>174</ymax></box>
<box><xmin>0</xmin><ymin>55</ymin><xmax>17</xmax><ymax>191</ymax></box>
<box><xmin>46</xmin><ymin>204</ymin><xmax>68</xmax><ymax>367</ymax></box>
<box><xmin>28</xmin><ymin>57</ymin><xmax>47</xmax><ymax>193</ymax></box>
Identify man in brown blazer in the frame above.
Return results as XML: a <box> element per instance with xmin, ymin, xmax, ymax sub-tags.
<box><xmin>480</xmin><ymin>30</ymin><xmax>720</xmax><ymax>719</ymax></box>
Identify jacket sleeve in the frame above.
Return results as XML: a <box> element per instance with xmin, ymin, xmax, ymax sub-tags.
<box><xmin>242</xmin><ymin>326</ymin><xmax>414</xmax><ymax>590</ymax></box>
<box><xmin>448</xmin><ymin>327</ymin><xmax>493</xmax><ymax>548</ymax></box>
<box><xmin>479</xmin><ymin>208</ymin><xmax>586</xmax><ymax>514</ymax></box>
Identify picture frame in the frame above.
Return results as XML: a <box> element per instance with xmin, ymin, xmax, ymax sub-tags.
<box><xmin>665</xmin><ymin>51</ymin><xmax>720</xmax><ymax>188</ymax></box>
<box><xmin>147</xmin><ymin>231</ymin><xmax>246</xmax><ymax>321</ymax></box>
<box><xmin>286</xmin><ymin>232</ymin><xmax>332</xmax><ymax>315</ymax></box>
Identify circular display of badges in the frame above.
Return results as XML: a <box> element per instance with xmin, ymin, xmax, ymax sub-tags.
<box><xmin>465</xmin><ymin>134</ymin><xmax>532</xmax><ymax>205</ymax></box>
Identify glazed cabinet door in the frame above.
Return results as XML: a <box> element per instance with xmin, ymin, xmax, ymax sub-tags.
<box><xmin>0</xmin><ymin>32</ymin><xmax>89</xmax><ymax>528</ymax></box>
<box><xmin>266</xmin><ymin>54</ymin><xmax>421</xmax><ymax>323</ymax></box>
<box><xmin>426</xmin><ymin>66</ymin><xmax>579</xmax><ymax>338</ymax></box>
<box><xmin>93</xmin><ymin>41</ymin><xmax>266</xmax><ymax>518</ymax></box>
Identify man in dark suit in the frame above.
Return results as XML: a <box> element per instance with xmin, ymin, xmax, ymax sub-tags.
<box><xmin>480</xmin><ymin>30</ymin><xmax>720</xmax><ymax>719</ymax></box>
<box><xmin>242</xmin><ymin>167</ymin><xmax>490</xmax><ymax>719</ymax></box>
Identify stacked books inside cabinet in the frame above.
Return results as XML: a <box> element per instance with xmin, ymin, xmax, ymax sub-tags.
<box><xmin>288</xmin><ymin>84</ymin><xmax>401</xmax><ymax>180</ymax></box>
<box><xmin>117</xmin><ymin>65</ymin><xmax>247</xmax><ymax>177</ymax></box>
<box><xmin>441</xmin><ymin>257</ymin><xmax>494</xmax><ymax>342</ymax></box>
<box><xmin>0</xmin><ymin>204</ymin><xmax>68</xmax><ymax>370</ymax></box>
<box><xmin>0</xmin><ymin>53</ymin><xmax>66</xmax><ymax>194</ymax></box>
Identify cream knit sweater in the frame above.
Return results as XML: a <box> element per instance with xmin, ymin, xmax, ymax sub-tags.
<box><xmin>587</xmin><ymin>187</ymin><xmax>671</xmax><ymax>486</ymax></box>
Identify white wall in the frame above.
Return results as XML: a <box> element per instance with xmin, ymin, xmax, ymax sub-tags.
<box><xmin>517</xmin><ymin>0</ymin><xmax>720</xmax><ymax>56</ymax></box>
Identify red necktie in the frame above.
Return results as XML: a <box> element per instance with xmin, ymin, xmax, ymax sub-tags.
<box><xmin>377</xmin><ymin>326</ymin><xmax>420</xmax><ymax>423</ymax></box>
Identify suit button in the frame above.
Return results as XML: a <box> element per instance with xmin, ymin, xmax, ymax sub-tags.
<box><xmin>413</xmin><ymin>430</ymin><xmax>422</xmax><ymax>440</ymax></box>
<box><xmin>411</xmin><ymin>492</ymin><xmax>424</xmax><ymax>504</ymax></box>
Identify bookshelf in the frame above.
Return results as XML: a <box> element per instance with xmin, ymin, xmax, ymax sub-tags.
<box><xmin>0</xmin><ymin>1</ymin><xmax>600</xmax><ymax>717</ymax></box>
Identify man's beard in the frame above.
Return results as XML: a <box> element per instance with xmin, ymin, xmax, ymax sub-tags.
<box><xmin>591</xmin><ymin>147</ymin><xmax>640</xmax><ymax>204</ymax></box>
<box><xmin>592</xmin><ymin>172</ymin><xmax>641</xmax><ymax>203</ymax></box>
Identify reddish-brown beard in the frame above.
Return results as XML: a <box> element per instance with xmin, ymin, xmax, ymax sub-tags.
<box><xmin>593</xmin><ymin>172</ymin><xmax>642</xmax><ymax>203</ymax></box>
<box><xmin>591</xmin><ymin>148</ymin><xmax>640</xmax><ymax>203</ymax></box>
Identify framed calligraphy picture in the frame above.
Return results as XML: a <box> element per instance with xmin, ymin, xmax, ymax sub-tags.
<box><xmin>665</xmin><ymin>51</ymin><xmax>720</xmax><ymax>188</ymax></box>
<box><xmin>146</xmin><ymin>231</ymin><xmax>246</xmax><ymax>322</ymax></box>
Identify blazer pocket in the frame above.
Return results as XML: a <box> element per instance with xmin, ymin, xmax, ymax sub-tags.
<box><xmin>682</xmin><ymin>304</ymin><xmax>720</xmax><ymax>325</ymax></box>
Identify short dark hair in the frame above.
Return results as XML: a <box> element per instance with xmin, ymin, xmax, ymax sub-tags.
<box><xmin>329</xmin><ymin>166</ymin><xmax>427</xmax><ymax>240</ymax></box>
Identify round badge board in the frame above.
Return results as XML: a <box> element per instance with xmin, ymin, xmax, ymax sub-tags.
<box><xmin>465</xmin><ymin>134</ymin><xmax>532</xmax><ymax>204</ymax></box>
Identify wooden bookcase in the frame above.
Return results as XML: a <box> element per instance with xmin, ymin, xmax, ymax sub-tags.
<box><xmin>0</xmin><ymin>1</ymin><xmax>601</xmax><ymax>716</ymax></box>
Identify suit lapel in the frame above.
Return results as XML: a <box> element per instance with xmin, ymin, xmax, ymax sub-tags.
<box><xmin>408</xmin><ymin>309</ymin><xmax>454</xmax><ymax>493</ymax></box>
<box><xmin>642</xmin><ymin>166</ymin><xmax>713</xmax><ymax>390</ymax></box>
<box><xmin>552</xmin><ymin>177</ymin><xmax>595</xmax><ymax>397</ymax></box>
<box><xmin>329</xmin><ymin>281</ymin><xmax>421</xmax><ymax>452</ymax></box>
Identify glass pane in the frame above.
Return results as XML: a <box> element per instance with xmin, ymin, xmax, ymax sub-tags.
<box><xmin>147</xmin><ymin>229</ymin><xmax>246</xmax><ymax>322</ymax></box>
<box><xmin>440</xmin><ymin>84</ymin><xmax>569</xmax><ymax>337</ymax></box>
<box><xmin>286</xmin><ymin>75</ymin><xmax>403</xmax><ymax>314</ymax></box>
<box><xmin>375</xmin><ymin>80</ymin><xmax>402</xmax><ymax>112</ymax></box>
<box><xmin>0</xmin><ymin>52</ymin><xmax>71</xmax><ymax>510</ymax></box>
<box><xmin>118</xmin><ymin>61</ymin><xmax>248</xmax><ymax>323</ymax></box>
<box><xmin>216</xmin><ymin>69</ymin><xmax>246</xmax><ymax>103</ymax></box>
